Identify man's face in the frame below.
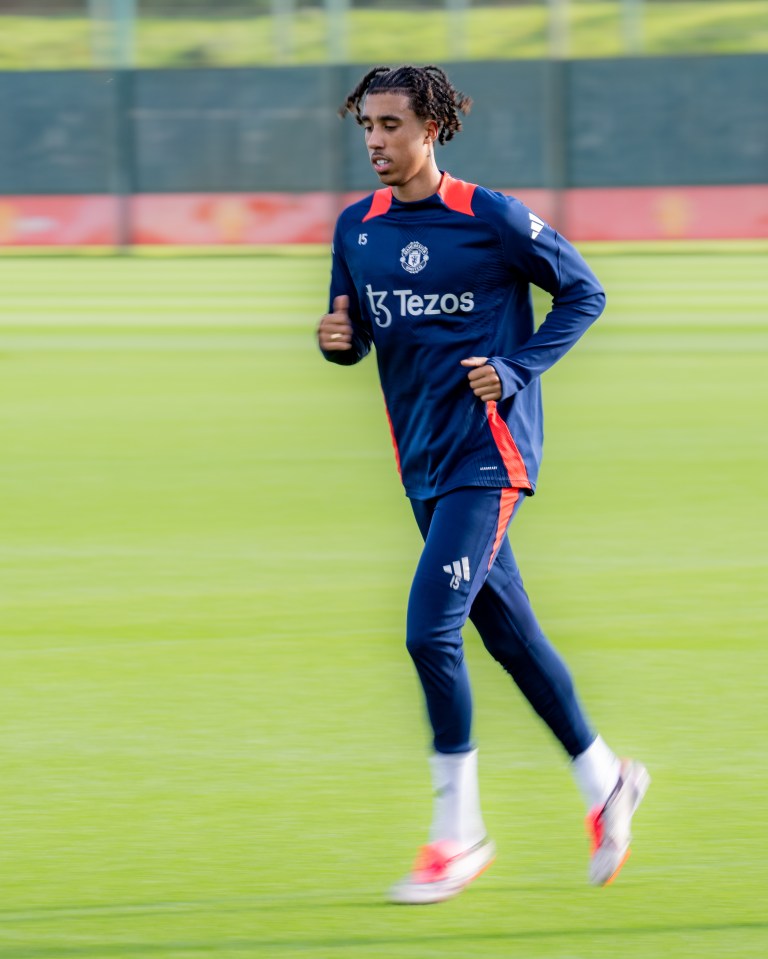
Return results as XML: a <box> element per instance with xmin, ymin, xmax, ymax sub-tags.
<box><xmin>360</xmin><ymin>92</ymin><xmax>437</xmax><ymax>189</ymax></box>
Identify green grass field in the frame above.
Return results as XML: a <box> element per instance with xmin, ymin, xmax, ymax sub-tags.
<box><xmin>1</xmin><ymin>246</ymin><xmax>767</xmax><ymax>957</ymax></box>
<box><xmin>1</xmin><ymin>1</ymin><xmax>767</xmax><ymax>68</ymax></box>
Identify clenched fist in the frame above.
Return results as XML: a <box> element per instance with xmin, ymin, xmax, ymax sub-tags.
<box><xmin>318</xmin><ymin>295</ymin><xmax>353</xmax><ymax>351</ymax></box>
<box><xmin>461</xmin><ymin>356</ymin><xmax>502</xmax><ymax>402</ymax></box>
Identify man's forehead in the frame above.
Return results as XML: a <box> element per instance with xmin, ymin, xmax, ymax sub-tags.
<box><xmin>361</xmin><ymin>91</ymin><xmax>413</xmax><ymax>119</ymax></box>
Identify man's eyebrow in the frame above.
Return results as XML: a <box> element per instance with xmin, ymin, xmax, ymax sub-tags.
<box><xmin>360</xmin><ymin>113</ymin><xmax>403</xmax><ymax>123</ymax></box>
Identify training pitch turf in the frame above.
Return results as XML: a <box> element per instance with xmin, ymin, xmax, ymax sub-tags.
<box><xmin>1</xmin><ymin>246</ymin><xmax>766</xmax><ymax>958</ymax></box>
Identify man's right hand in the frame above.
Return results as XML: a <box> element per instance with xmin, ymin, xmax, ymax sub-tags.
<box><xmin>317</xmin><ymin>295</ymin><xmax>353</xmax><ymax>351</ymax></box>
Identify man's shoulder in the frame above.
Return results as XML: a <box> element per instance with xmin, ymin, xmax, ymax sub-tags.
<box><xmin>336</xmin><ymin>191</ymin><xmax>384</xmax><ymax>229</ymax></box>
<box><xmin>463</xmin><ymin>184</ymin><xmax>550</xmax><ymax>252</ymax></box>
<box><xmin>468</xmin><ymin>184</ymin><xmax>526</xmax><ymax>223</ymax></box>
<box><xmin>333</xmin><ymin>191</ymin><xmax>394</xmax><ymax>258</ymax></box>
<box><xmin>436</xmin><ymin>176</ymin><xmax>531</xmax><ymax>237</ymax></box>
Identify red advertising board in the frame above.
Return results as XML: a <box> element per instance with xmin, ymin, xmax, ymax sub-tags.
<box><xmin>1</xmin><ymin>186</ymin><xmax>766</xmax><ymax>247</ymax></box>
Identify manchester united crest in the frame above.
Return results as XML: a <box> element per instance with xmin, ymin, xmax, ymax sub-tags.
<box><xmin>400</xmin><ymin>241</ymin><xmax>429</xmax><ymax>274</ymax></box>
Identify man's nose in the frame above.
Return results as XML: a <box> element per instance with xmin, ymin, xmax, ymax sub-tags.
<box><xmin>368</xmin><ymin>126</ymin><xmax>384</xmax><ymax>150</ymax></box>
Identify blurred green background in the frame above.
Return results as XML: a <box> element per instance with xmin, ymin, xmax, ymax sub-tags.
<box><xmin>1</xmin><ymin>0</ymin><xmax>766</xmax><ymax>69</ymax></box>
<box><xmin>2</xmin><ymin>1</ymin><xmax>767</xmax><ymax>955</ymax></box>
<box><xmin>1</xmin><ymin>246</ymin><xmax>766</xmax><ymax>956</ymax></box>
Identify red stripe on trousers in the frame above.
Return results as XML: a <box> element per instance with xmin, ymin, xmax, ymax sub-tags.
<box><xmin>489</xmin><ymin>487</ymin><xmax>522</xmax><ymax>570</ymax></box>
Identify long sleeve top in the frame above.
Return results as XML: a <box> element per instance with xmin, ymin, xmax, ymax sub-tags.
<box><xmin>322</xmin><ymin>172</ymin><xmax>606</xmax><ymax>500</ymax></box>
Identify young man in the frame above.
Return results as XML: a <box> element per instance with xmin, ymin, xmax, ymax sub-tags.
<box><xmin>317</xmin><ymin>65</ymin><xmax>649</xmax><ymax>904</ymax></box>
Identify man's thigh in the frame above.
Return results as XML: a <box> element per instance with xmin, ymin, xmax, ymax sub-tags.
<box><xmin>408</xmin><ymin>487</ymin><xmax>522</xmax><ymax>634</ymax></box>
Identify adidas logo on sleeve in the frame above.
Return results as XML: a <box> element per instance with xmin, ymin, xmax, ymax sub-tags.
<box><xmin>529</xmin><ymin>212</ymin><xmax>545</xmax><ymax>240</ymax></box>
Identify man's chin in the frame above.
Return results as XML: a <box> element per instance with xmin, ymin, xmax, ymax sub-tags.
<box><xmin>374</xmin><ymin>166</ymin><xmax>399</xmax><ymax>185</ymax></box>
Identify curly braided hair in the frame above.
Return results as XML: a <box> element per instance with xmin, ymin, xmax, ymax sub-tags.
<box><xmin>339</xmin><ymin>65</ymin><xmax>472</xmax><ymax>144</ymax></box>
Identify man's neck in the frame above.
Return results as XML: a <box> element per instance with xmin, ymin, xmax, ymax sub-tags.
<box><xmin>392</xmin><ymin>164</ymin><xmax>442</xmax><ymax>203</ymax></box>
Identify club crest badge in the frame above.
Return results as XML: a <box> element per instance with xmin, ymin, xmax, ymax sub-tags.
<box><xmin>400</xmin><ymin>241</ymin><xmax>429</xmax><ymax>274</ymax></box>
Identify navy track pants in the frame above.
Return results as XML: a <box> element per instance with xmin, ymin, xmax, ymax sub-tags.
<box><xmin>407</xmin><ymin>486</ymin><xmax>594</xmax><ymax>757</ymax></box>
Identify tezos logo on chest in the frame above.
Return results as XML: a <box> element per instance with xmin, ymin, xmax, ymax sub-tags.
<box><xmin>400</xmin><ymin>241</ymin><xmax>429</xmax><ymax>274</ymax></box>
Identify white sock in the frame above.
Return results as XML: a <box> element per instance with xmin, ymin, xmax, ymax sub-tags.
<box><xmin>570</xmin><ymin>735</ymin><xmax>621</xmax><ymax>811</ymax></box>
<box><xmin>428</xmin><ymin>748</ymin><xmax>486</xmax><ymax>849</ymax></box>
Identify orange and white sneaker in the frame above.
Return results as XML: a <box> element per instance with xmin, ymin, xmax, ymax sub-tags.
<box><xmin>586</xmin><ymin>758</ymin><xmax>650</xmax><ymax>886</ymax></box>
<box><xmin>388</xmin><ymin>837</ymin><xmax>496</xmax><ymax>904</ymax></box>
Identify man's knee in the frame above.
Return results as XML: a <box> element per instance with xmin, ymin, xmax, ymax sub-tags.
<box><xmin>405</xmin><ymin>624</ymin><xmax>447</xmax><ymax>664</ymax></box>
<box><xmin>405</xmin><ymin>619</ymin><xmax>462</xmax><ymax>667</ymax></box>
<box><xmin>405</xmin><ymin>625</ymin><xmax>428</xmax><ymax>661</ymax></box>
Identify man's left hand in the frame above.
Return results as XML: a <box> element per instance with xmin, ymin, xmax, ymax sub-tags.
<box><xmin>461</xmin><ymin>357</ymin><xmax>502</xmax><ymax>402</ymax></box>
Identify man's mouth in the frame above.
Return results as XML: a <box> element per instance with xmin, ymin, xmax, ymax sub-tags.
<box><xmin>371</xmin><ymin>155</ymin><xmax>392</xmax><ymax>173</ymax></box>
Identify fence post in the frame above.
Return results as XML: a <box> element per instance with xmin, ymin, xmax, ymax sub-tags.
<box><xmin>271</xmin><ymin>0</ymin><xmax>295</xmax><ymax>64</ymax></box>
<box><xmin>621</xmin><ymin>0</ymin><xmax>644</xmax><ymax>54</ymax></box>
<box><xmin>111</xmin><ymin>69</ymin><xmax>136</xmax><ymax>250</ymax></box>
<box><xmin>447</xmin><ymin>0</ymin><xmax>469</xmax><ymax>61</ymax></box>
<box><xmin>545</xmin><ymin>58</ymin><xmax>569</xmax><ymax>235</ymax></box>
<box><xmin>327</xmin><ymin>64</ymin><xmax>350</xmax><ymax>238</ymax></box>
<box><xmin>326</xmin><ymin>0</ymin><xmax>349</xmax><ymax>64</ymax></box>
<box><xmin>94</xmin><ymin>0</ymin><xmax>137</xmax><ymax>249</ymax></box>
<box><xmin>548</xmin><ymin>0</ymin><xmax>569</xmax><ymax>60</ymax></box>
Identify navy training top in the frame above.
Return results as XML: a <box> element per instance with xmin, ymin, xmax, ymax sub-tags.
<box><xmin>322</xmin><ymin>172</ymin><xmax>606</xmax><ymax>501</ymax></box>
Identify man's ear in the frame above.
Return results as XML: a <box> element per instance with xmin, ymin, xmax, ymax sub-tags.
<box><xmin>424</xmin><ymin>118</ymin><xmax>439</xmax><ymax>145</ymax></box>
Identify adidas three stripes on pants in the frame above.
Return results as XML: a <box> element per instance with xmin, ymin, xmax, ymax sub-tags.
<box><xmin>407</xmin><ymin>486</ymin><xmax>595</xmax><ymax>757</ymax></box>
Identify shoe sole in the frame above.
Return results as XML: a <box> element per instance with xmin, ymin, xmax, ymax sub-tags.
<box><xmin>388</xmin><ymin>841</ymin><xmax>496</xmax><ymax>905</ymax></box>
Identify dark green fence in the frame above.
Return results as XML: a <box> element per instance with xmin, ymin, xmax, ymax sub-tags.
<box><xmin>0</xmin><ymin>56</ymin><xmax>765</xmax><ymax>195</ymax></box>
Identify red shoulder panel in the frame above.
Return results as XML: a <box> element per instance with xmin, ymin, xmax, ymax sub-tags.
<box><xmin>438</xmin><ymin>173</ymin><xmax>476</xmax><ymax>217</ymax></box>
<box><xmin>362</xmin><ymin>188</ymin><xmax>393</xmax><ymax>222</ymax></box>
